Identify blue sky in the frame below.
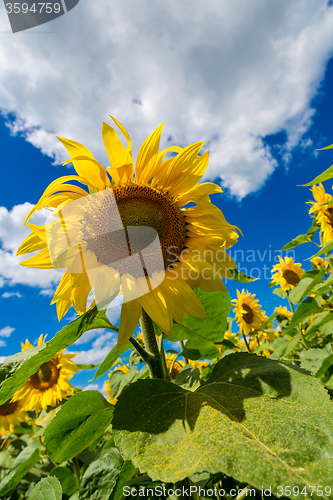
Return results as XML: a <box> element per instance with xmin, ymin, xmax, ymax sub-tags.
<box><xmin>1</xmin><ymin>0</ymin><xmax>333</xmax><ymax>390</ymax></box>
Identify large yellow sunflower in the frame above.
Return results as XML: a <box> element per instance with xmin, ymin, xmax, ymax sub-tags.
<box><xmin>308</xmin><ymin>184</ymin><xmax>333</xmax><ymax>244</ymax></box>
<box><xmin>17</xmin><ymin>117</ymin><xmax>239</xmax><ymax>347</ymax></box>
<box><xmin>0</xmin><ymin>399</ymin><xmax>28</xmax><ymax>437</ymax></box>
<box><xmin>232</xmin><ymin>289</ymin><xmax>267</xmax><ymax>335</ymax></box>
<box><xmin>12</xmin><ymin>335</ymin><xmax>78</xmax><ymax>412</ymax></box>
<box><xmin>271</xmin><ymin>256</ymin><xmax>304</xmax><ymax>292</ymax></box>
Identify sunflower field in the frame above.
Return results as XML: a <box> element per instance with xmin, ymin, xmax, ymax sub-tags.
<box><xmin>1</xmin><ymin>119</ymin><xmax>333</xmax><ymax>500</ymax></box>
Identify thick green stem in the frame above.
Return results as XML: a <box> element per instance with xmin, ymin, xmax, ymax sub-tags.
<box><xmin>139</xmin><ymin>310</ymin><xmax>164</xmax><ymax>379</ymax></box>
<box><xmin>180</xmin><ymin>340</ymin><xmax>189</xmax><ymax>364</ymax></box>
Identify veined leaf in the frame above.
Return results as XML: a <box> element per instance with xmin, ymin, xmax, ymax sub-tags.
<box><xmin>228</xmin><ymin>269</ymin><xmax>257</xmax><ymax>282</ymax></box>
<box><xmin>28</xmin><ymin>477</ymin><xmax>62</xmax><ymax>500</ymax></box>
<box><xmin>79</xmin><ymin>448</ymin><xmax>123</xmax><ymax>500</ymax></box>
<box><xmin>92</xmin><ymin>342</ymin><xmax>132</xmax><ymax>381</ymax></box>
<box><xmin>281</xmin><ymin>234</ymin><xmax>311</xmax><ymax>251</ymax></box>
<box><xmin>113</xmin><ymin>353</ymin><xmax>333</xmax><ymax>498</ymax></box>
<box><xmin>285</xmin><ymin>298</ymin><xmax>322</xmax><ymax>334</ymax></box>
<box><xmin>0</xmin><ymin>442</ymin><xmax>41</xmax><ymax>496</ymax></box>
<box><xmin>44</xmin><ymin>391</ymin><xmax>114</xmax><ymax>463</ymax></box>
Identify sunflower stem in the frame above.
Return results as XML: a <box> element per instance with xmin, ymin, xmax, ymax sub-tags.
<box><xmin>139</xmin><ymin>310</ymin><xmax>165</xmax><ymax>379</ymax></box>
<box><xmin>180</xmin><ymin>340</ymin><xmax>189</xmax><ymax>364</ymax></box>
<box><xmin>242</xmin><ymin>332</ymin><xmax>251</xmax><ymax>353</ymax></box>
<box><xmin>157</xmin><ymin>333</ymin><xmax>170</xmax><ymax>381</ymax></box>
<box><xmin>286</xmin><ymin>291</ymin><xmax>309</xmax><ymax>350</ymax></box>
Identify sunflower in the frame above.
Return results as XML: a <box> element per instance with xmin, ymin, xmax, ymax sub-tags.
<box><xmin>12</xmin><ymin>335</ymin><xmax>78</xmax><ymax>412</ymax></box>
<box><xmin>103</xmin><ymin>364</ymin><xmax>130</xmax><ymax>404</ymax></box>
<box><xmin>308</xmin><ymin>184</ymin><xmax>333</xmax><ymax>244</ymax></box>
<box><xmin>232</xmin><ymin>289</ymin><xmax>267</xmax><ymax>335</ymax></box>
<box><xmin>311</xmin><ymin>256</ymin><xmax>329</xmax><ymax>270</ymax></box>
<box><xmin>0</xmin><ymin>399</ymin><xmax>28</xmax><ymax>437</ymax></box>
<box><xmin>271</xmin><ymin>256</ymin><xmax>304</xmax><ymax>292</ymax></box>
<box><xmin>165</xmin><ymin>353</ymin><xmax>184</xmax><ymax>378</ymax></box>
<box><xmin>274</xmin><ymin>305</ymin><xmax>292</xmax><ymax>321</ymax></box>
<box><xmin>189</xmin><ymin>359</ymin><xmax>209</xmax><ymax>372</ymax></box>
<box><xmin>17</xmin><ymin>117</ymin><xmax>239</xmax><ymax>347</ymax></box>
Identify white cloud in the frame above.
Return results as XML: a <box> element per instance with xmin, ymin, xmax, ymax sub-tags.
<box><xmin>0</xmin><ymin>340</ymin><xmax>6</xmax><ymax>348</ymax></box>
<box><xmin>0</xmin><ymin>203</ymin><xmax>58</xmax><ymax>289</ymax></box>
<box><xmin>0</xmin><ymin>326</ymin><xmax>15</xmax><ymax>338</ymax></box>
<box><xmin>0</xmin><ymin>0</ymin><xmax>332</xmax><ymax>197</ymax></box>
<box><xmin>83</xmin><ymin>383</ymin><xmax>102</xmax><ymax>392</ymax></box>
<box><xmin>71</xmin><ymin>329</ymin><xmax>118</xmax><ymax>364</ymax></box>
<box><xmin>0</xmin><ymin>356</ymin><xmax>6</xmax><ymax>363</ymax></box>
<box><xmin>1</xmin><ymin>291</ymin><xmax>22</xmax><ymax>298</ymax></box>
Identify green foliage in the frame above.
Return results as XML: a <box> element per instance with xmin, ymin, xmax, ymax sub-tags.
<box><xmin>113</xmin><ymin>354</ymin><xmax>333</xmax><ymax>497</ymax></box>
<box><xmin>92</xmin><ymin>342</ymin><xmax>132</xmax><ymax>381</ymax></box>
<box><xmin>0</xmin><ymin>442</ymin><xmax>41</xmax><ymax>496</ymax></box>
<box><xmin>44</xmin><ymin>391</ymin><xmax>114</xmax><ymax>462</ymax></box>
<box><xmin>282</xmin><ymin>234</ymin><xmax>312</xmax><ymax>250</ymax></box>
<box><xmin>79</xmin><ymin>448</ymin><xmax>123</xmax><ymax>500</ymax></box>
<box><xmin>28</xmin><ymin>476</ymin><xmax>62</xmax><ymax>500</ymax></box>
<box><xmin>0</xmin><ymin>307</ymin><xmax>114</xmax><ymax>405</ymax></box>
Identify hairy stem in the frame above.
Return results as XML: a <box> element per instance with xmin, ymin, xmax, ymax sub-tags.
<box><xmin>139</xmin><ymin>310</ymin><xmax>165</xmax><ymax>379</ymax></box>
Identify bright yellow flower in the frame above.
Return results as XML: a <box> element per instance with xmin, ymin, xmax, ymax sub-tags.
<box><xmin>232</xmin><ymin>290</ymin><xmax>267</xmax><ymax>335</ymax></box>
<box><xmin>274</xmin><ymin>305</ymin><xmax>292</xmax><ymax>321</ymax></box>
<box><xmin>165</xmin><ymin>353</ymin><xmax>184</xmax><ymax>378</ymax></box>
<box><xmin>0</xmin><ymin>399</ymin><xmax>28</xmax><ymax>437</ymax></box>
<box><xmin>311</xmin><ymin>256</ymin><xmax>329</xmax><ymax>270</ymax></box>
<box><xmin>17</xmin><ymin>117</ymin><xmax>239</xmax><ymax>348</ymax></box>
<box><xmin>103</xmin><ymin>364</ymin><xmax>130</xmax><ymax>404</ymax></box>
<box><xmin>12</xmin><ymin>335</ymin><xmax>78</xmax><ymax>412</ymax></box>
<box><xmin>308</xmin><ymin>184</ymin><xmax>333</xmax><ymax>244</ymax></box>
<box><xmin>189</xmin><ymin>359</ymin><xmax>209</xmax><ymax>372</ymax></box>
<box><xmin>271</xmin><ymin>256</ymin><xmax>304</xmax><ymax>292</ymax></box>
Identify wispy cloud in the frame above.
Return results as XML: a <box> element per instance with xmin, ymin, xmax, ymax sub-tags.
<box><xmin>1</xmin><ymin>291</ymin><xmax>22</xmax><ymax>298</ymax></box>
<box><xmin>0</xmin><ymin>326</ymin><xmax>15</xmax><ymax>338</ymax></box>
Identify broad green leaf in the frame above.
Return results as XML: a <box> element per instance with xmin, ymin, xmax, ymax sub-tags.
<box><xmin>0</xmin><ymin>307</ymin><xmax>114</xmax><ymax>405</ymax></box>
<box><xmin>306</xmin><ymin>220</ymin><xmax>320</xmax><ymax>239</ymax></box>
<box><xmin>113</xmin><ymin>353</ymin><xmax>333</xmax><ymax>498</ymax></box>
<box><xmin>92</xmin><ymin>342</ymin><xmax>132</xmax><ymax>381</ymax></box>
<box><xmin>308</xmin><ymin>240</ymin><xmax>333</xmax><ymax>259</ymax></box>
<box><xmin>109</xmin><ymin>367</ymin><xmax>137</xmax><ymax>399</ymax></box>
<box><xmin>110</xmin><ymin>460</ymin><xmax>137</xmax><ymax>500</ymax></box>
<box><xmin>305</xmin><ymin>312</ymin><xmax>333</xmax><ymax>339</ymax></box>
<box><xmin>79</xmin><ymin>448</ymin><xmax>123</xmax><ymax>500</ymax></box>
<box><xmin>313</xmin><ymin>273</ymin><xmax>333</xmax><ymax>295</ymax></box>
<box><xmin>299</xmin><ymin>346</ymin><xmax>332</xmax><ymax>375</ymax></box>
<box><xmin>285</xmin><ymin>298</ymin><xmax>322</xmax><ymax>334</ymax></box>
<box><xmin>28</xmin><ymin>476</ymin><xmax>62</xmax><ymax>500</ymax></box>
<box><xmin>288</xmin><ymin>268</ymin><xmax>325</xmax><ymax>305</ymax></box>
<box><xmin>181</xmin><ymin>342</ymin><xmax>220</xmax><ymax>360</ymax></box>
<box><xmin>175</xmin><ymin>365</ymin><xmax>201</xmax><ymax>390</ymax></box>
<box><xmin>272</xmin><ymin>287</ymin><xmax>286</xmax><ymax>298</ymax></box>
<box><xmin>228</xmin><ymin>269</ymin><xmax>257</xmax><ymax>282</ymax></box>
<box><xmin>167</xmin><ymin>290</ymin><xmax>230</xmax><ymax>359</ymax></box>
<box><xmin>50</xmin><ymin>466</ymin><xmax>78</xmax><ymax>496</ymax></box>
<box><xmin>317</xmin><ymin>353</ymin><xmax>333</xmax><ymax>378</ymax></box>
<box><xmin>44</xmin><ymin>391</ymin><xmax>114</xmax><ymax>463</ymax></box>
<box><xmin>0</xmin><ymin>442</ymin><xmax>40</xmax><ymax>496</ymax></box>
<box><xmin>300</xmin><ymin>164</ymin><xmax>333</xmax><ymax>186</ymax></box>
<box><xmin>281</xmin><ymin>234</ymin><xmax>311</xmax><ymax>251</ymax></box>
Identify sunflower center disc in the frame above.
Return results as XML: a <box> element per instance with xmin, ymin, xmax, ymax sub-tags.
<box><xmin>242</xmin><ymin>303</ymin><xmax>254</xmax><ymax>324</ymax></box>
<box><xmin>30</xmin><ymin>358</ymin><xmax>59</xmax><ymax>390</ymax></box>
<box><xmin>0</xmin><ymin>399</ymin><xmax>18</xmax><ymax>416</ymax></box>
<box><xmin>83</xmin><ymin>184</ymin><xmax>187</xmax><ymax>275</ymax></box>
<box><xmin>282</xmin><ymin>269</ymin><xmax>300</xmax><ymax>285</ymax></box>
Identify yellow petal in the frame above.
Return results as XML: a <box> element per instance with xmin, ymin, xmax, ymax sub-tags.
<box><xmin>19</xmin><ymin>247</ymin><xmax>53</xmax><ymax>269</ymax></box>
<box><xmin>140</xmin><ymin>288</ymin><xmax>173</xmax><ymax>334</ymax></box>
<box><xmin>16</xmin><ymin>232</ymin><xmax>46</xmax><ymax>256</ymax></box>
<box><xmin>177</xmin><ymin>182</ymin><xmax>223</xmax><ymax>205</ymax></box>
<box><xmin>117</xmin><ymin>299</ymin><xmax>142</xmax><ymax>348</ymax></box>
<box><xmin>135</xmin><ymin>123</ymin><xmax>165</xmax><ymax>182</ymax></box>
<box><xmin>102</xmin><ymin>121</ymin><xmax>133</xmax><ymax>184</ymax></box>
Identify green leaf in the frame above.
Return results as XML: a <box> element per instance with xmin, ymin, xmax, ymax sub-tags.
<box><xmin>0</xmin><ymin>442</ymin><xmax>40</xmax><ymax>496</ymax></box>
<box><xmin>113</xmin><ymin>353</ymin><xmax>333</xmax><ymax>498</ymax></box>
<box><xmin>317</xmin><ymin>353</ymin><xmax>333</xmax><ymax>378</ymax></box>
<box><xmin>175</xmin><ymin>365</ymin><xmax>201</xmax><ymax>390</ymax></box>
<box><xmin>272</xmin><ymin>287</ymin><xmax>286</xmax><ymax>298</ymax></box>
<box><xmin>44</xmin><ymin>391</ymin><xmax>114</xmax><ymax>463</ymax></box>
<box><xmin>288</xmin><ymin>268</ymin><xmax>326</xmax><ymax>305</ymax></box>
<box><xmin>0</xmin><ymin>307</ymin><xmax>114</xmax><ymax>405</ymax></box>
<box><xmin>300</xmin><ymin>164</ymin><xmax>333</xmax><ymax>186</ymax></box>
<box><xmin>167</xmin><ymin>289</ymin><xmax>230</xmax><ymax>360</ymax></box>
<box><xmin>77</xmin><ymin>363</ymin><xmax>101</xmax><ymax>370</ymax></box>
<box><xmin>285</xmin><ymin>298</ymin><xmax>322</xmax><ymax>334</ymax></box>
<box><xmin>92</xmin><ymin>342</ymin><xmax>132</xmax><ymax>381</ymax></box>
<box><xmin>228</xmin><ymin>269</ymin><xmax>257</xmax><ymax>282</ymax></box>
<box><xmin>281</xmin><ymin>234</ymin><xmax>311</xmax><ymax>251</ymax></box>
<box><xmin>299</xmin><ymin>346</ymin><xmax>332</xmax><ymax>375</ymax></box>
<box><xmin>50</xmin><ymin>466</ymin><xmax>78</xmax><ymax>496</ymax></box>
<box><xmin>308</xmin><ymin>240</ymin><xmax>333</xmax><ymax>260</ymax></box>
<box><xmin>109</xmin><ymin>367</ymin><xmax>137</xmax><ymax>399</ymax></box>
<box><xmin>79</xmin><ymin>448</ymin><xmax>123</xmax><ymax>500</ymax></box>
<box><xmin>28</xmin><ymin>477</ymin><xmax>62</xmax><ymax>500</ymax></box>
<box><xmin>110</xmin><ymin>460</ymin><xmax>137</xmax><ymax>500</ymax></box>
<box><xmin>305</xmin><ymin>312</ymin><xmax>333</xmax><ymax>339</ymax></box>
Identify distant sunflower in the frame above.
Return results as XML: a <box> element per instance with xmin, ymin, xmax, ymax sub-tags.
<box><xmin>12</xmin><ymin>335</ymin><xmax>78</xmax><ymax>412</ymax></box>
<box><xmin>311</xmin><ymin>256</ymin><xmax>329</xmax><ymax>270</ymax></box>
<box><xmin>308</xmin><ymin>184</ymin><xmax>333</xmax><ymax>244</ymax></box>
<box><xmin>274</xmin><ymin>305</ymin><xmax>292</xmax><ymax>321</ymax></box>
<box><xmin>165</xmin><ymin>353</ymin><xmax>184</xmax><ymax>378</ymax></box>
<box><xmin>189</xmin><ymin>359</ymin><xmax>209</xmax><ymax>372</ymax></box>
<box><xmin>0</xmin><ymin>399</ymin><xmax>28</xmax><ymax>436</ymax></box>
<box><xmin>271</xmin><ymin>256</ymin><xmax>304</xmax><ymax>292</ymax></box>
<box><xmin>104</xmin><ymin>364</ymin><xmax>130</xmax><ymax>404</ymax></box>
<box><xmin>232</xmin><ymin>289</ymin><xmax>267</xmax><ymax>335</ymax></box>
<box><xmin>17</xmin><ymin>117</ymin><xmax>239</xmax><ymax>348</ymax></box>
